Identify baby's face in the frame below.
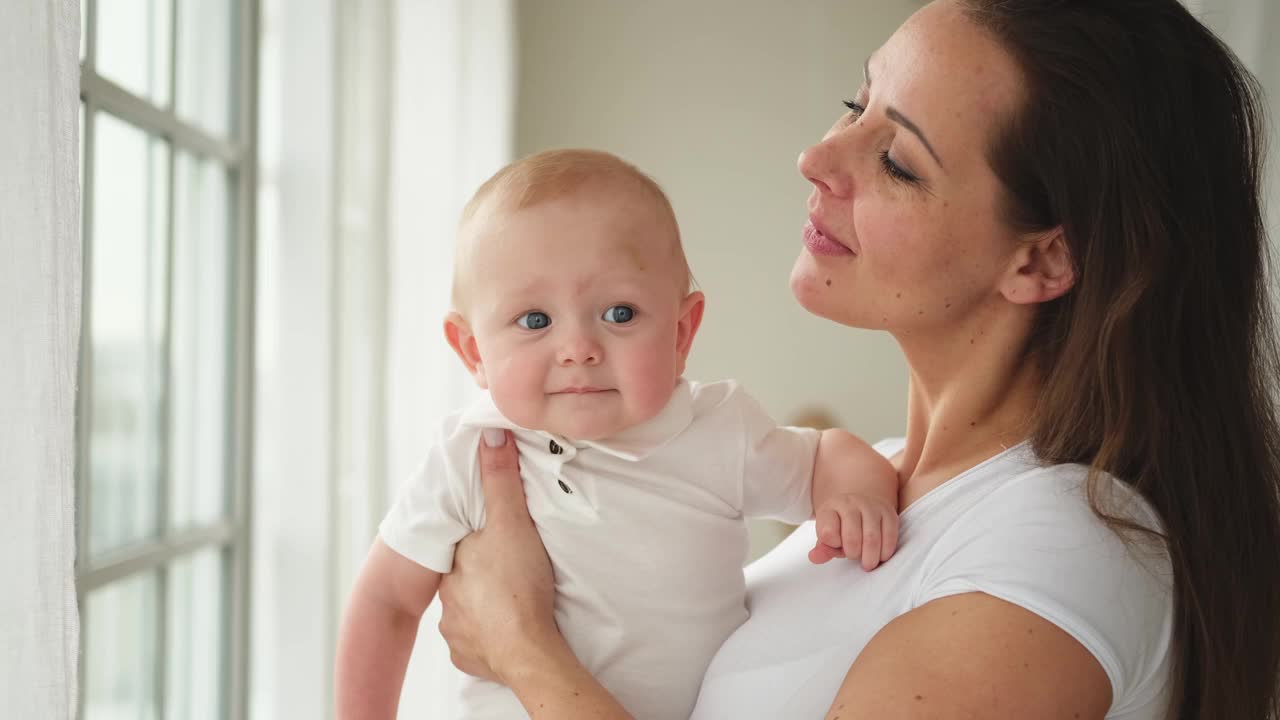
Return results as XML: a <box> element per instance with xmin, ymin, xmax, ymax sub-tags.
<box><xmin>455</xmin><ymin>190</ymin><xmax>698</xmax><ymax>440</ymax></box>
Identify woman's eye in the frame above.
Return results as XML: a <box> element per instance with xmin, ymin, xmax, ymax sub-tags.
<box><xmin>843</xmin><ymin>99</ymin><xmax>866</xmax><ymax>118</ymax></box>
<box><xmin>601</xmin><ymin>305</ymin><xmax>636</xmax><ymax>324</ymax></box>
<box><xmin>879</xmin><ymin>150</ymin><xmax>919</xmax><ymax>184</ymax></box>
<box><xmin>516</xmin><ymin>311</ymin><xmax>551</xmax><ymax>330</ymax></box>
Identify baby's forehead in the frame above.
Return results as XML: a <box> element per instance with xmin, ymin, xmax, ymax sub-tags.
<box><xmin>467</xmin><ymin>186</ymin><xmax>680</xmax><ymax>256</ymax></box>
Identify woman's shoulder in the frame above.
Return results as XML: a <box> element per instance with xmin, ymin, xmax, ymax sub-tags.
<box><xmin>908</xmin><ymin>442</ymin><xmax>1175</xmax><ymax>716</ymax></box>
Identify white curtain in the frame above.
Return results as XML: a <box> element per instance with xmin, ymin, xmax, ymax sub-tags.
<box><xmin>0</xmin><ymin>1</ymin><xmax>81</xmax><ymax>718</ymax></box>
<box><xmin>254</xmin><ymin>0</ymin><xmax>512</xmax><ymax>717</ymax></box>
<box><xmin>251</xmin><ymin>0</ymin><xmax>341</xmax><ymax>716</ymax></box>
<box><xmin>384</xmin><ymin>1</ymin><xmax>514</xmax><ymax>716</ymax></box>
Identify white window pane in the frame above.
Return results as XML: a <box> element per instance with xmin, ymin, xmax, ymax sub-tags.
<box><xmin>98</xmin><ymin>0</ymin><xmax>173</xmax><ymax>106</ymax></box>
<box><xmin>84</xmin><ymin>573</ymin><xmax>160</xmax><ymax>720</ymax></box>
<box><xmin>166</xmin><ymin>549</ymin><xmax>226</xmax><ymax>720</ymax></box>
<box><xmin>169</xmin><ymin>151</ymin><xmax>231</xmax><ymax>530</ymax></box>
<box><xmin>176</xmin><ymin>0</ymin><xmax>235</xmax><ymax>137</ymax></box>
<box><xmin>89</xmin><ymin>112</ymin><xmax>169</xmax><ymax>557</ymax></box>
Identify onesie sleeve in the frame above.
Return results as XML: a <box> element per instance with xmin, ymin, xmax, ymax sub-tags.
<box><xmin>377</xmin><ymin>414</ymin><xmax>475</xmax><ymax>574</ymax></box>
<box><xmin>734</xmin><ymin>387</ymin><xmax>821</xmax><ymax>525</ymax></box>
<box><xmin>912</xmin><ymin>467</ymin><xmax>1175</xmax><ymax>714</ymax></box>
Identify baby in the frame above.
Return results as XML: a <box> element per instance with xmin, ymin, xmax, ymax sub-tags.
<box><xmin>336</xmin><ymin>149</ymin><xmax>899</xmax><ymax>720</ymax></box>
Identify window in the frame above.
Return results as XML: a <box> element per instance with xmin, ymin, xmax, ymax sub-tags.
<box><xmin>76</xmin><ymin>1</ymin><xmax>258</xmax><ymax>718</ymax></box>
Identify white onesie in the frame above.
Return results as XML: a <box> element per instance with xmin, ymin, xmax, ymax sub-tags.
<box><xmin>379</xmin><ymin>379</ymin><xmax>820</xmax><ymax>719</ymax></box>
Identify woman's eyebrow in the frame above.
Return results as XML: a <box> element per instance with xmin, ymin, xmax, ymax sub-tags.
<box><xmin>887</xmin><ymin>107</ymin><xmax>944</xmax><ymax>169</ymax></box>
<box><xmin>864</xmin><ymin>56</ymin><xmax>945</xmax><ymax>170</ymax></box>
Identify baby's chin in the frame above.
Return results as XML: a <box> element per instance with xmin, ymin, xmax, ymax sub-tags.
<box><xmin>492</xmin><ymin>400</ymin><xmax>624</xmax><ymax>442</ymax></box>
<box><xmin>541</xmin><ymin>409</ymin><xmax>630</xmax><ymax>442</ymax></box>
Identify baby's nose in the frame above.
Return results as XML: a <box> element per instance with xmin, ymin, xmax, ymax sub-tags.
<box><xmin>557</xmin><ymin>336</ymin><xmax>603</xmax><ymax>366</ymax></box>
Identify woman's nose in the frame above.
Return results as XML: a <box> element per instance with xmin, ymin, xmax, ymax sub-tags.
<box><xmin>556</xmin><ymin>335</ymin><xmax>603</xmax><ymax>366</ymax></box>
<box><xmin>797</xmin><ymin>135</ymin><xmax>853</xmax><ymax>199</ymax></box>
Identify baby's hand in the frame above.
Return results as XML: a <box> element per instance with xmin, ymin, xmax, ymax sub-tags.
<box><xmin>808</xmin><ymin>492</ymin><xmax>900</xmax><ymax>570</ymax></box>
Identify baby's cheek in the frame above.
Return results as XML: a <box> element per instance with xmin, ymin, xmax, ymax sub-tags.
<box><xmin>486</xmin><ymin>361</ymin><xmax>545</xmax><ymax>427</ymax></box>
<box><xmin>623</xmin><ymin>346</ymin><xmax>682</xmax><ymax>417</ymax></box>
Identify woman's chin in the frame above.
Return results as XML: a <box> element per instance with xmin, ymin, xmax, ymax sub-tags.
<box><xmin>789</xmin><ymin>260</ymin><xmax>840</xmax><ymax>320</ymax></box>
<box><xmin>789</xmin><ymin>260</ymin><xmax>877</xmax><ymax>329</ymax></box>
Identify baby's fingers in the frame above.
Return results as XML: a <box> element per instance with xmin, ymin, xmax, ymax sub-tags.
<box><xmin>808</xmin><ymin>543</ymin><xmax>844</xmax><ymax>564</ymax></box>
<box><xmin>815</xmin><ymin>507</ymin><xmax>843</xmax><ymax>549</ymax></box>
<box><xmin>840</xmin><ymin>510</ymin><xmax>864</xmax><ymax>565</ymax></box>
<box><xmin>859</xmin><ymin>510</ymin><xmax>882</xmax><ymax>571</ymax></box>
<box><xmin>880</xmin><ymin>512</ymin><xmax>900</xmax><ymax>563</ymax></box>
<box><xmin>809</xmin><ymin>507</ymin><xmax>845</xmax><ymax>564</ymax></box>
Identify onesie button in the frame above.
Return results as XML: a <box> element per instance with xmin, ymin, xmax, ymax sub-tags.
<box><xmin>549</xmin><ymin>439</ymin><xmax>563</xmax><ymax>454</ymax></box>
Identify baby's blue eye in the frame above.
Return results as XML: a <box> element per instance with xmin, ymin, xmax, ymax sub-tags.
<box><xmin>517</xmin><ymin>311</ymin><xmax>551</xmax><ymax>330</ymax></box>
<box><xmin>602</xmin><ymin>305</ymin><xmax>635</xmax><ymax>324</ymax></box>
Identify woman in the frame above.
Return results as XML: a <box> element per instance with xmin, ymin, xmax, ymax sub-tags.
<box><xmin>434</xmin><ymin>0</ymin><xmax>1280</xmax><ymax>717</ymax></box>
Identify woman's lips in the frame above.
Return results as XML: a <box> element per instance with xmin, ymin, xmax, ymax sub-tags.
<box><xmin>802</xmin><ymin>220</ymin><xmax>854</xmax><ymax>257</ymax></box>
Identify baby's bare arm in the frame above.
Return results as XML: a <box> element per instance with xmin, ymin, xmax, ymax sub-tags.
<box><xmin>812</xmin><ymin>429</ymin><xmax>899</xmax><ymax>511</ymax></box>
<box><xmin>810</xmin><ymin>430</ymin><xmax>902</xmax><ymax>568</ymax></box>
<box><xmin>335</xmin><ymin>538</ymin><xmax>442</xmax><ymax>720</ymax></box>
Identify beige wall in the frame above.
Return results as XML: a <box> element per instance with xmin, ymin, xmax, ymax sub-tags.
<box><xmin>515</xmin><ymin>1</ymin><xmax>921</xmax><ymax>441</ymax></box>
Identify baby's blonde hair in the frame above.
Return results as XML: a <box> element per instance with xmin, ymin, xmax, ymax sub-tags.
<box><xmin>452</xmin><ymin>149</ymin><xmax>692</xmax><ymax>309</ymax></box>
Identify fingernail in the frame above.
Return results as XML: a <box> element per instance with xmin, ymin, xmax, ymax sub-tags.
<box><xmin>482</xmin><ymin>429</ymin><xmax>506</xmax><ymax>448</ymax></box>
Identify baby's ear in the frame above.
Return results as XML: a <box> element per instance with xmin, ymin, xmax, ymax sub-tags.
<box><xmin>675</xmin><ymin>291</ymin><xmax>706</xmax><ymax>374</ymax></box>
<box><xmin>444</xmin><ymin>312</ymin><xmax>488</xmax><ymax>389</ymax></box>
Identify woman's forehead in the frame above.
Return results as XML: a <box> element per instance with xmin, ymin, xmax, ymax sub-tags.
<box><xmin>872</xmin><ymin>1</ymin><xmax>1024</xmax><ymax>157</ymax></box>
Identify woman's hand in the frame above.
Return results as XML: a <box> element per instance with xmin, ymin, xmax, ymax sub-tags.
<box><xmin>437</xmin><ymin>429</ymin><xmax>560</xmax><ymax>683</ymax></box>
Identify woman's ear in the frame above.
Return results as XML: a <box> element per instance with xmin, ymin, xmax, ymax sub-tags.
<box><xmin>1001</xmin><ymin>227</ymin><xmax>1076</xmax><ymax>305</ymax></box>
<box><xmin>444</xmin><ymin>312</ymin><xmax>489</xmax><ymax>389</ymax></box>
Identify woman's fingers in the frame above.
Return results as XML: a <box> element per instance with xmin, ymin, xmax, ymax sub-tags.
<box><xmin>432</xmin><ymin>429</ymin><xmax>558</xmax><ymax>683</ymax></box>
<box><xmin>438</xmin><ymin>613</ymin><xmax>498</xmax><ymax>681</ymax></box>
<box><xmin>477</xmin><ymin>429</ymin><xmax>531</xmax><ymax>528</ymax></box>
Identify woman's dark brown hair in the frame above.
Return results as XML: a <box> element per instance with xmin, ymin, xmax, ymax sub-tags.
<box><xmin>959</xmin><ymin>0</ymin><xmax>1280</xmax><ymax>717</ymax></box>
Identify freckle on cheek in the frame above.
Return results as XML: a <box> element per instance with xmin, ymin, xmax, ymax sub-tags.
<box><xmin>825</xmin><ymin>278</ymin><xmax>832</xmax><ymax>287</ymax></box>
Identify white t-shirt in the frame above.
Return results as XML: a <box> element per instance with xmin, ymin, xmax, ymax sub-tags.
<box><xmin>691</xmin><ymin>438</ymin><xmax>1175</xmax><ymax>719</ymax></box>
<box><xmin>379</xmin><ymin>379</ymin><xmax>820</xmax><ymax>720</ymax></box>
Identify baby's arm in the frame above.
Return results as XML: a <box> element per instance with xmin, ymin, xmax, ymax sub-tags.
<box><xmin>336</xmin><ymin>538</ymin><xmax>442</xmax><ymax>720</ymax></box>
<box><xmin>809</xmin><ymin>429</ymin><xmax>900</xmax><ymax>570</ymax></box>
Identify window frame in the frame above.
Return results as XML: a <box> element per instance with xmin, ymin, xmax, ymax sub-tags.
<box><xmin>75</xmin><ymin>1</ymin><xmax>258</xmax><ymax>718</ymax></box>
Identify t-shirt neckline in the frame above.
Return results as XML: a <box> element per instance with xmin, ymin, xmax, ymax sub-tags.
<box><xmin>872</xmin><ymin>437</ymin><xmax>1034</xmax><ymax>521</ymax></box>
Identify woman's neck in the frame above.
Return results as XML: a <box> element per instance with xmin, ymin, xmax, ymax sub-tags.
<box><xmin>892</xmin><ymin>304</ymin><xmax>1041</xmax><ymax>509</ymax></box>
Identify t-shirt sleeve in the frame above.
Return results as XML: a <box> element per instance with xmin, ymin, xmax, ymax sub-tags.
<box><xmin>912</xmin><ymin>469</ymin><xmax>1174</xmax><ymax>714</ymax></box>
<box><xmin>734</xmin><ymin>387</ymin><xmax>821</xmax><ymax>525</ymax></box>
<box><xmin>377</xmin><ymin>416</ymin><xmax>476</xmax><ymax>574</ymax></box>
